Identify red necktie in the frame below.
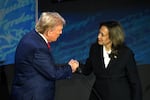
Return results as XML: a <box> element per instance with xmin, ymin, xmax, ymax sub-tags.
<box><xmin>47</xmin><ymin>43</ymin><xmax>50</xmax><ymax>49</ymax></box>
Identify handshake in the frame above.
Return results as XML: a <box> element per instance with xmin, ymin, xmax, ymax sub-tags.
<box><xmin>68</xmin><ymin>59</ymin><xmax>79</xmax><ymax>73</ymax></box>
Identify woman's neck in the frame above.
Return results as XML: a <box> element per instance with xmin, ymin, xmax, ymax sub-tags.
<box><xmin>104</xmin><ymin>44</ymin><xmax>112</xmax><ymax>52</ymax></box>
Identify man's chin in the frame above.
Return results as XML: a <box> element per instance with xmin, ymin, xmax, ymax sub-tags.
<box><xmin>52</xmin><ymin>38</ymin><xmax>58</xmax><ymax>42</ymax></box>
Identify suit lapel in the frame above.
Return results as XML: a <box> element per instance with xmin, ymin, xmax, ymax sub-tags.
<box><xmin>99</xmin><ymin>46</ymin><xmax>116</xmax><ymax>70</ymax></box>
<box><xmin>106</xmin><ymin>58</ymin><xmax>113</xmax><ymax>70</ymax></box>
<box><xmin>96</xmin><ymin>45</ymin><xmax>105</xmax><ymax>69</ymax></box>
<box><xmin>106</xmin><ymin>53</ymin><xmax>119</xmax><ymax>70</ymax></box>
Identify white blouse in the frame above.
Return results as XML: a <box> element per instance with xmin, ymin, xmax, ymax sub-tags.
<box><xmin>103</xmin><ymin>46</ymin><xmax>111</xmax><ymax>68</ymax></box>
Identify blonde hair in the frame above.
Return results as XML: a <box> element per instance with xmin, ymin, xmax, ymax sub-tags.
<box><xmin>35</xmin><ymin>12</ymin><xmax>66</xmax><ymax>34</ymax></box>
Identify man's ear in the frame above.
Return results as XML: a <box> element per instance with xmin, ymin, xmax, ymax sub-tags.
<box><xmin>47</xmin><ymin>29</ymin><xmax>52</xmax><ymax>36</ymax></box>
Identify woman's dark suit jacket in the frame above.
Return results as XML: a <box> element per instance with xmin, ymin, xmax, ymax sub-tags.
<box><xmin>11</xmin><ymin>30</ymin><xmax>72</xmax><ymax>100</ymax></box>
<box><xmin>80</xmin><ymin>42</ymin><xmax>142</xmax><ymax>100</ymax></box>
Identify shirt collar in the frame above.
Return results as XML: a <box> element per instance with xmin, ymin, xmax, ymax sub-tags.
<box><xmin>37</xmin><ymin>32</ymin><xmax>48</xmax><ymax>43</ymax></box>
<box><xmin>103</xmin><ymin>46</ymin><xmax>111</xmax><ymax>57</ymax></box>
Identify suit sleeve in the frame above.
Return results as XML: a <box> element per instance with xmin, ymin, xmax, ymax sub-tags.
<box><xmin>126</xmin><ymin>50</ymin><xmax>143</xmax><ymax>100</ymax></box>
<box><xmin>33</xmin><ymin>48</ymin><xmax>72</xmax><ymax>80</ymax></box>
<box><xmin>78</xmin><ymin>45</ymin><xmax>94</xmax><ymax>75</ymax></box>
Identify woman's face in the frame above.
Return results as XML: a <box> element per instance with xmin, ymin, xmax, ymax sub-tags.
<box><xmin>98</xmin><ymin>26</ymin><xmax>112</xmax><ymax>47</ymax></box>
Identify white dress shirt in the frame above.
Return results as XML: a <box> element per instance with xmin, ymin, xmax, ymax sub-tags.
<box><xmin>38</xmin><ymin>32</ymin><xmax>48</xmax><ymax>44</ymax></box>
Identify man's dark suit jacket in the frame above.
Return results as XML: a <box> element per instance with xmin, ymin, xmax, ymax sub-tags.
<box><xmin>11</xmin><ymin>30</ymin><xmax>72</xmax><ymax>100</ymax></box>
<box><xmin>80</xmin><ymin>42</ymin><xmax>142</xmax><ymax>100</ymax></box>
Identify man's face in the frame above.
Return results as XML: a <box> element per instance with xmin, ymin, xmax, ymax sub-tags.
<box><xmin>47</xmin><ymin>24</ymin><xmax>63</xmax><ymax>42</ymax></box>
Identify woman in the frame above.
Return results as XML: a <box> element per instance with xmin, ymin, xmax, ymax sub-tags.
<box><xmin>76</xmin><ymin>21</ymin><xmax>142</xmax><ymax>100</ymax></box>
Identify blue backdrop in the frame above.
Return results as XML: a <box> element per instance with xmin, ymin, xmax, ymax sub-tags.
<box><xmin>0</xmin><ymin>0</ymin><xmax>150</xmax><ymax>66</ymax></box>
<box><xmin>0</xmin><ymin>0</ymin><xmax>35</xmax><ymax>66</ymax></box>
<box><xmin>51</xmin><ymin>8</ymin><xmax>150</xmax><ymax>65</ymax></box>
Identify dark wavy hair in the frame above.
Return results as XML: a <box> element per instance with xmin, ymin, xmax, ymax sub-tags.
<box><xmin>99</xmin><ymin>20</ymin><xmax>125</xmax><ymax>58</ymax></box>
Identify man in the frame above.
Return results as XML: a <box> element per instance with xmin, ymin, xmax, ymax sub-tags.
<box><xmin>11</xmin><ymin>12</ymin><xmax>78</xmax><ymax>100</ymax></box>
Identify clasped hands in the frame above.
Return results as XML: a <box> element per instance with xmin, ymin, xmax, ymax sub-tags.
<box><xmin>68</xmin><ymin>59</ymin><xmax>79</xmax><ymax>73</ymax></box>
